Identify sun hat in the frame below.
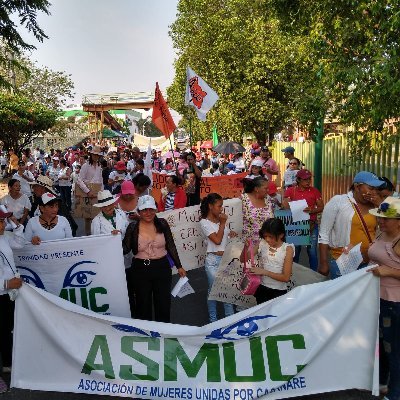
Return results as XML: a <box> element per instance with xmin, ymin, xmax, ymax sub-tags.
<box><xmin>297</xmin><ymin>169</ymin><xmax>313</xmax><ymax>180</ymax></box>
<box><xmin>369</xmin><ymin>196</ymin><xmax>400</xmax><ymax>218</ymax></box>
<box><xmin>137</xmin><ymin>195</ymin><xmax>157</xmax><ymax>211</ymax></box>
<box><xmin>353</xmin><ymin>171</ymin><xmax>383</xmax><ymax>187</ymax></box>
<box><xmin>41</xmin><ymin>192</ymin><xmax>61</xmax><ymax>205</ymax></box>
<box><xmin>29</xmin><ymin>175</ymin><xmax>59</xmax><ymax>196</ymax></box>
<box><xmin>251</xmin><ymin>159</ymin><xmax>264</xmax><ymax>167</ymax></box>
<box><xmin>89</xmin><ymin>145</ymin><xmax>104</xmax><ymax>156</ymax></box>
<box><xmin>282</xmin><ymin>146</ymin><xmax>295</xmax><ymax>153</ymax></box>
<box><xmin>115</xmin><ymin>161</ymin><xmax>127</xmax><ymax>171</ymax></box>
<box><xmin>121</xmin><ymin>180</ymin><xmax>135</xmax><ymax>195</ymax></box>
<box><xmin>93</xmin><ymin>190</ymin><xmax>118</xmax><ymax>208</ymax></box>
<box><xmin>268</xmin><ymin>181</ymin><xmax>278</xmax><ymax>195</ymax></box>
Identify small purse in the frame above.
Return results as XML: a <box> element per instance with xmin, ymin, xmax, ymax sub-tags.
<box><xmin>239</xmin><ymin>241</ymin><xmax>261</xmax><ymax>295</ymax></box>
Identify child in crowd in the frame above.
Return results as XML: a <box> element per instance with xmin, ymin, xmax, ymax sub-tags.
<box><xmin>267</xmin><ymin>181</ymin><xmax>282</xmax><ymax>210</ymax></box>
<box><xmin>200</xmin><ymin>193</ymin><xmax>237</xmax><ymax>323</ymax></box>
<box><xmin>246</xmin><ymin>159</ymin><xmax>265</xmax><ymax>179</ymax></box>
<box><xmin>243</xmin><ymin>218</ymin><xmax>294</xmax><ymax>305</ymax></box>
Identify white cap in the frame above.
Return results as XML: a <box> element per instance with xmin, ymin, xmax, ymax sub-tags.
<box><xmin>137</xmin><ymin>195</ymin><xmax>157</xmax><ymax>211</ymax></box>
<box><xmin>52</xmin><ymin>156</ymin><xmax>59</xmax><ymax>161</ymax></box>
<box><xmin>251</xmin><ymin>159</ymin><xmax>264</xmax><ymax>167</ymax></box>
<box><xmin>41</xmin><ymin>192</ymin><xmax>60</xmax><ymax>205</ymax></box>
<box><xmin>26</xmin><ymin>161</ymin><xmax>33</xmax><ymax>167</ymax></box>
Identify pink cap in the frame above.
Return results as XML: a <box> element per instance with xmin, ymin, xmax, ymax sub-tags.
<box><xmin>121</xmin><ymin>180</ymin><xmax>135</xmax><ymax>195</ymax></box>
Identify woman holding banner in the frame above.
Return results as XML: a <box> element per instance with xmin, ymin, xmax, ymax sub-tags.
<box><xmin>241</xmin><ymin>177</ymin><xmax>273</xmax><ymax>245</ymax></box>
<box><xmin>0</xmin><ymin>209</ymin><xmax>24</xmax><ymax>393</ymax></box>
<box><xmin>123</xmin><ymin>195</ymin><xmax>186</xmax><ymax>322</ymax></box>
<box><xmin>367</xmin><ymin>197</ymin><xmax>400</xmax><ymax>400</ymax></box>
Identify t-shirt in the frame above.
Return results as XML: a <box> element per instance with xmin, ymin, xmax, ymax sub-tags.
<box><xmin>284</xmin><ymin>186</ymin><xmax>322</xmax><ymax>221</ymax></box>
<box><xmin>164</xmin><ymin>192</ymin><xmax>176</xmax><ymax>211</ymax></box>
<box><xmin>24</xmin><ymin>216</ymin><xmax>72</xmax><ymax>242</ymax></box>
<box><xmin>283</xmin><ymin>169</ymin><xmax>298</xmax><ymax>187</ymax></box>
<box><xmin>108</xmin><ymin>171</ymin><xmax>126</xmax><ymax>192</ymax></box>
<box><xmin>12</xmin><ymin>171</ymin><xmax>34</xmax><ymax>197</ymax></box>
<box><xmin>0</xmin><ymin>194</ymin><xmax>31</xmax><ymax>219</ymax></box>
<box><xmin>200</xmin><ymin>219</ymin><xmax>229</xmax><ymax>253</ymax></box>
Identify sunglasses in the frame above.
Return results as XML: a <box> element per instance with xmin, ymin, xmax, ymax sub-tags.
<box><xmin>289</xmin><ymin>162</ymin><xmax>298</xmax><ymax>165</ymax></box>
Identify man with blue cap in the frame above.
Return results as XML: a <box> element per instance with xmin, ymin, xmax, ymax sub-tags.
<box><xmin>318</xmin><ymin>170</ymin><xmax>384</xmax><ymax>279</ymax></box>
<box><xmin>281</xmin><ymin>146</ymin><xmax>296</xmax><ymax>168</ymax></box>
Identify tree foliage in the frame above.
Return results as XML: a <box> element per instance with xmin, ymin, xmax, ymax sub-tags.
<box><xmin>0</xmin><ymin>0</ymin><xmax>51</xmax><ymax>89</ymax></box>
<box><xmin>168</xmin><ymin>0</ymin><xmax>309</xmax><ymax>145</ymax></box>
<box><xmin>0</xmin><ymin>92</ymin><xmax>58</xmax><ymax>152</ymax></box>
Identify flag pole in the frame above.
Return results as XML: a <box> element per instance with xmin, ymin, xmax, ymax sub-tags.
<box><xmin>189</xmin><ymin>116</ymin><xmax>193</xmax><ymax>150</ymax></box>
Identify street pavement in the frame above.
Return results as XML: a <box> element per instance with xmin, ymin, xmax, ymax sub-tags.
<box><xmin>1</xmin><ymin>214</ymin><xmax>381</xmax><ymax>399</ymax></box>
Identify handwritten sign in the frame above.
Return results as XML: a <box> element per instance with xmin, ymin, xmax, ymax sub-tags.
<box><xmin>152</xmin><ymin>171</ymin><xmax>247</xmax><ymax>203</ymax></box>
<box><xmin>274</xmin><ymin>209</ymin><xmax>310</xmax><ymax>246</ymax></box>
<box><xmin>158</xmin><ymin>198</ymin><xmax>243</xmax><ymax>271</ymax></box>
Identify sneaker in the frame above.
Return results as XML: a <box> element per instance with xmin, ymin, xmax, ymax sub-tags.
<box><xmin>0</xmin><ymin>377</ymin><xmax>8</xmax><ymax>393</ymax></box>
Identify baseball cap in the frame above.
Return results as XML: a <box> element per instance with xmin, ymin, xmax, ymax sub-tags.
<box><xmin>115</xmin><ymin>161</ymin><xmax>127</xmax><ymax>171</ymax></box>
<box><xmin>353</xmin><ymin>171</ymin><xmax>383</xmax><ymax>187</ymax></box>
<box><xmin>121</xmin><ymin>180</ymin><xmax>135</xmax><ymax>195</ymax></box>
<box><xmin>267</xmin><ymin>181</ymin><xmax>278</xmax><ymax>194</ymax></box>
<box><xmin>297</xmin><ymin>169</ymin><xmax>313</xmax><ymax>180</ymax></box>
<box><xmin>282</xmin><ymin>146</ymin><xmax>295</xmax><ymax>153</ymax></box>
<box><xmin>251</xmin><ymin>159</ymin><xmax>264</xmax><ymax>167</ymax></box>
<box><xmin>137</xmin><ymin>195</ymin><xmax>157</xmax><ymax>211</ymax></box>
<box><xmin>41</xmin><ymin>192</ymin><xmax>61</xmax><ymax>205</ymax></box>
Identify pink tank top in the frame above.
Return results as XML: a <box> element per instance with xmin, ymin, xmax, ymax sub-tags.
<box><xmin>136</xmin><ymin>233</ymin><xmax>167</xmax><ymax>259</ymax></box>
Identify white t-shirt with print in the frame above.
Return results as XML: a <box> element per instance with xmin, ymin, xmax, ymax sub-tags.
<box><xmin>200</xmin><ymin>219</ymin><xmax>230</xmax><ymax>253</ymax></box>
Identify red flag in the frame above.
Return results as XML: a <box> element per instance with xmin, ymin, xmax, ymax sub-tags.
<box><xmin>152</xmin><ymin>82</ymin><xmax>176</xmax><ymax>139</ymax></box>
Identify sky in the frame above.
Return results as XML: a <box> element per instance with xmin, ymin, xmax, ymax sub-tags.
<box><xmin>23</xmin><ymin>0</ymin><xmax>179</xmax><ymax>107</ymax></box>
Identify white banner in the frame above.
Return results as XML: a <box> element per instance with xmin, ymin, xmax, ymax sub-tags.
<box><xmin>13</xmin><ymin>235</ymin><xmax>130</xmax><ymax>317</ymax></box>
<box><xmin>12</xmin><ymin>270</ymin><xmax>379</xmax><ymax>398</ymax></box>
<box><xmin>158</xmin><ymin>198</ymin><xmax>243</xmax><ymax>271</ymax></box>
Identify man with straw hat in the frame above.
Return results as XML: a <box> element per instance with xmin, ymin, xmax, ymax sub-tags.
<box><xmin>75</xmin><ymin>145</ymin><xmax>104</xmax><ymax>235</ymax></box>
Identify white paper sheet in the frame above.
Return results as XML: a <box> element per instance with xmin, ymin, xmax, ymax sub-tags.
<box><xmin>336</xmin><ymin>243</ymin><xmax>363</xmax><ymax>275</ymax></box>
<box><xmin>171</xmin><ymin>277</ymin><xmax>194</xmax><ymax>298</ymax></box>
<box><xmin>289</xmin><ymin>199</ymin><xmax>310</xmax><ymax>222</ymax></box>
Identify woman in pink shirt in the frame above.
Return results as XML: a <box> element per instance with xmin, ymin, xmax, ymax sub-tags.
<box><xmin>368</xmin><ymin>197</ymin><xmax>400</xmax><ymax>400</ymax></box>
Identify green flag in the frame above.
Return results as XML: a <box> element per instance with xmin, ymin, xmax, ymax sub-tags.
<box><xmin>212</xmin><ymin>123</ymin><xmax>219</xmax><ymax>146</ymax></box>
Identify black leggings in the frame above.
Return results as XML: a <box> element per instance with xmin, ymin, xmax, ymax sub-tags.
<box><xmin>131</xmin><ymin>257</ymin><xmax>172</xmax><ymax>323</ymax></box>
<box><xmin>254</xmin><ymin>285</ymin><xmax>286</xmax><ymax>305</ymax></box>
<box><xmin>0</xmin><ymin>294</ymin><xmax>14</xmax><ymax>368</ymax></box>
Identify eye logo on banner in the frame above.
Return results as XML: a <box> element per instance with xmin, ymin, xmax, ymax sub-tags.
<box><xmin>206</xmin><ymin>314</ymin><xmax>277</xmax><ymax>341</ymax></box>
<box><xmin>62</xmin><ymin>261</ymin><xmax>97</xmax><ymax>288</ymax></box>
<box><xmin>18</xmin><ymin>267</ymin><xmax>46</xmax><ymax>289</ymax></box>
<box><xmin>112</xmin><ymin>324</ymin><xmax>161</xmax><ymax>338</ymax></box>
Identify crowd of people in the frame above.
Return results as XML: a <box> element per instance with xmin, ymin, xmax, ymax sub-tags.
<box><xmin>0</xmin><ymin>140</ymin><xmax>399</xmax><ymax>399</ymax></box>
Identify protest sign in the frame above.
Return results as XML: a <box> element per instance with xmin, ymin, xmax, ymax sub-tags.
<box><xmin>12</xmin><ymin>270</ymin><xmax>379</xmax><ymax>398</ymax></box>
<box><xmin>152</xmin><ymin>171</ymin><xmax>247</xmax><ymax>203</ymax></box>
<box><xmin>158</xmin><ymin>198</ymin><xmax>243</xmax><ymax>271</ymax></box>
<box><xmin>13</xmin><ymin>235</ymin><xmax>130</xmax><ymax>317</ymax></box>
<box><xmin>274</xmin><ymin>209</ymin><xmax>310</xmax><ymax>246</ymax></box>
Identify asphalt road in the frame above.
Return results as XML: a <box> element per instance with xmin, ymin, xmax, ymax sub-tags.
<box><xmin>1</xmin><ymin>216</ymin><xmax>381</xmax><ymax>400</ymax></box>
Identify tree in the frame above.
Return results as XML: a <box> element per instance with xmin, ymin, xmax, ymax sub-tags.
<box><xmin>168</xmin><ymin>0</ymin><xmax>307</xmax><ymax>145</ymax></box>
<box><xmin>274</xmin><ymin>0</ymin><xmax>400</xmax><ymax>155</ymax></box>
<box><xmin>0</xmin><ymin>0</ymin><xmax>51</xmax><ymax>89</ymax></box>
<box><xmin>0</xmin><ymin>92</ymin><xmax>58</xmax><ymax>152</ymax></box>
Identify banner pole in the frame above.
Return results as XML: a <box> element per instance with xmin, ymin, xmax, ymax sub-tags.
<box><xmin>168</xmin><ymin>134</ymin><xmax>177</xmax><ymax>170</ymax></box>
<box><xmin>189</xmin><ymin>116</ymin><xmax>193</xmax><ymax>150</ymax></box>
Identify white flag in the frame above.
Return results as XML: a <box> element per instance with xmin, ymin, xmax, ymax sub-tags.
<box><xmin>143</xmin><ymin>139</ymin><xmax>153</xmax><ymax>185</ymax></box>
<box><xmin>185</xmin><ymin>66</ymin><xmax>219</xmax><ymax>121</ymax></box>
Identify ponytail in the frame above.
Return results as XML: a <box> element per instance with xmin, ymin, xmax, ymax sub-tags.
<box><xmin>200</xmin><ymin>193</ymin><xmax>223</xmax><ymax>219</ymax></box>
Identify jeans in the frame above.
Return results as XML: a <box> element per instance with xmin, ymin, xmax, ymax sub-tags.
<box><xmin>380</xmin><ymin>299</ymin><xmax>400</xmax><ymax>400</ymax></box>
<box><xmin>294</xmin><ymin>224</ymin><xmax>318</xmax><ymax>271</ymax></box>
<box><xmin>59</xmin><ymin>185</ymin><xmax>72</xmax><ymax>211</ymax></box>
<box><xmin>205</xmin><ymin>253</ymin><xmax>234</xmax><ymax>323</ymax></box>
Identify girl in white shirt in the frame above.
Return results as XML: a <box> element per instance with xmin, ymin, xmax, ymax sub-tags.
<box><xmin>200</xmin><ymin>193</ymin><xmax>237</xmax><ymax>323</ymax></box>
<box><xmin>243</xmin><ymin>218</ymin><xmax>294</xmax><ymax>304</ymax></box>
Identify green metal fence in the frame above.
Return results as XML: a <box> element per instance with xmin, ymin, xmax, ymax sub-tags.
<box><xmin>271</xmin><ymin>135</ymin><xmax>400</xmax><ymax>202</ymax></box>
